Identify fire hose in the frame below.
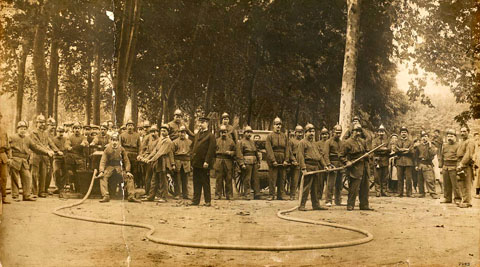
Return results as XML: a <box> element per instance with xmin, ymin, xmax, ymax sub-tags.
<box><xmin>52</xmin><ymin>144</ymin><xmax>385</xmax><ymax>251</ymax></box>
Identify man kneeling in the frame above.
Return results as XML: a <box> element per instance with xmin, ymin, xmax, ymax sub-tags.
<box><xmin>97</xmin><ymin>132</ymin><xmax>141</xmax><ymax>203</ymax></box>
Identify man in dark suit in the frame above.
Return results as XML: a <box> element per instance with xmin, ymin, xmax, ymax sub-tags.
<box><xmin>190</xmin><ymin>117</ymin><xmax>216</xmax><ymax>206</ymax></box>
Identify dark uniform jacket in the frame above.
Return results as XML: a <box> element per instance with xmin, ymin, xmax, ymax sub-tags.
<box><xmin>120</xmin><ymin>131</ymin><xmax>141</xmax><ymax>154</ymax></box>
<box><xmin>438</xmin><ymin>141</ymin><xmax>459</xmax><ymax>168</ymax></box>
<box><xmin>65</xmin><ymin>134</ymin><xmax>88</xmax><ymax>164</ymax></box>
<box><xmin>393</xmin><ymin>137</ymin><xmax>414</xmax><ymax>166</ymax></box>
<box><xmin>340</xmin><ymin>137</ymin><xmax>368</xmax><ymax>179</ymax></box>
<box><xmin>372</xmin><ymin>136</ymin><xmax>390</xmax><ymax>167</ymax></box>
<box><xmin>30</xmin><ymin>129</ymin><xmax>58</xmax><ymax>165</ymax></box>
<box><xmin>215</xmin><ymin>137</ymin><xmax>236</xmax><ymax>160</ymax></box>
<box><xmin>415</xmin><ymin>142</ymin><xmax>437</xmax><ymax>166</ymax></box>
<box><xmin>91</xmin><ymin>134</ymin><xmax>110</xmax><ymax>151</ymax></box>
<box><xmin>457</xmin><ymin>138</ymin><xmax>475</xmax><ymax>167</ymax></box>
<box><xmin>149</xmin><ymin>136</ymin><xmax>174</xmax><ymax>172</ymax></box>
<box><xmin>9</xmin><ymin>134</ymin><xmax>50</xmax><ymax>171</ymax></box>
<box><xmin>99</xmin><ymin>143</ymin><xmax>130</xmax><ymax>173</ymax></box>
<box><xmin>191</xmin><ymin>129</ymin><xmax>216</xmax><ymax>169</ymax></box>
<box><xmin>288</xmin><ymin>138</ymin><xmax>301</xmax><ymax>163</ymax></box>
<box><xmin>236</xmin><ymin>138</ymin><xmax>259</xmax><ymax>165</ymax></box>
<box><xmin>52</xmin><ymin>135</ymin><xmax>67</xmax><ymax>160</ymax></box>
<box><xmin>324</xmin><ymin>137</ymin><xmax>343</xmax><ymax>167</ymax></box>
<box><xmin>297</xmin><ymin>138</ymin><xmax>327</xmax><ymax>170</ymax></box>
<box><xmin>265</xmin><ymin>131</ymin><xmax>291</xmax><ymax>166</ymax></box>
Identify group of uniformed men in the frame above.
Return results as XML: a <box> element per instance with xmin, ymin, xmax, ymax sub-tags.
<box><xmin>0</xmin><ymin>110</ymin><xmax>478</xmax><ymax>212</ymax></box>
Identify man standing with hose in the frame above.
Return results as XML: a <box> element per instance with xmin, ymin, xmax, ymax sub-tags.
<box><xmin>297</xmin><ymin>123</ymin><xmax>328</xmax><ymax>211</ymax></box>
<box><xmin>98</xmin><ymin>132</ymin><xmax>141</xmax><ymax>203</ymax></box>
<box><xmin>265</xmin><ymin>117</ymin><xmax>292</xmax><ymax>201</ymax></box>
<box><xmin>9</xmin><ymin>121</ymin><xmax>54</xmax><ymax>201</ymax></box>
<box><xmin>324</xmin><ymin>124</ymin><xmax>344</xmax><ymax>206</ymax></box>
<box><xmin>340</xmin><ymin>124</ymin><xmax>373</xmax><ymax>211</ymax></box>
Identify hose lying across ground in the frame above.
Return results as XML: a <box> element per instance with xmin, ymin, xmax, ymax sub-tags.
<box><xmin>52</xmin><ymin>168</ymin><xmax>374</xmax><ymax>251</ymax></box>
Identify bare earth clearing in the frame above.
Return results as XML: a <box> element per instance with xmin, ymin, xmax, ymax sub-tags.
<box><xmin>0</xmin><ymin>179</ymin><xmax>479</xmax><ymax>267</ymax></box>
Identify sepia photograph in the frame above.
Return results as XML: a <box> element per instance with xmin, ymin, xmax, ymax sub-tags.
<box><xmin>0</xmin><ymin>0</ymin><xmax>479</xmax><ymax>266</ymax></box>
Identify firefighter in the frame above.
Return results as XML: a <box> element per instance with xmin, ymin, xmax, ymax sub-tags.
<box><xmin>393</xmin><ymin>126</ymin><xmax>414</xmax><ymax>197</ymax></box>
<box><xmin>65</xmin><ymin>122</ymin><xmax>89</xmax><ymax>193</ymax></box>
<box><xmin>340</xmin><ymin>124</ymin><xmax>373</xmax><ymax>211</ymax></box>
<box><xmin>317</xmin><ymin>127</ymin><xmax>330</xmax><ymax>199</ymax></box>
<box><xmin>414</xmin><ymin>131</ymin><xmax>439</xmax><ymax>199</ymax></box>
<box><xmin>438</xmin><ymin>129</ymin><xmax>462</xmax><ymax>204</ymax></box>
<box><xmin>120</xmin><ymin>119</ymin><xmax>142</xmax><ymax>188</ymax></box>
<box><xmin>216</xmin><ymin>112</ymin><xmax>238</xmax><ymax>143</ymax></box>
<box><xmin>237</xmin><ymin>126</ymin><xmax>261</xmax><ymax>200</ymax></box>
<box><xmin>265</xmin><ymin>117</ymin><xmax>291</xmax><ymax>201</ymax></box>
<box><xmin>30</xmin><ymin>114</ymin><xmax>60</xmax><ymax>197</ymax></box>
<box><xmin>172</xmin><ymin>126</ymin><xmax>192</xmax><ymax>199</ymax></box>
<box><xmin>287</xmin><ymin>125</ymin><xmax>302</xmax><ymax>199</ymax></box>
<box><xmin>90</xmin><ymin>122</ymin><xmax>111</xmax><ymax>151</ymax></box>
<box><xmin>98</xmin><ymin>132</ymin><xmax>141</xmax><ymax>203</ymax></box>
<box><xmin>138</xmin><ymin>125</ymin><xmax>159</xmax><ymax>199</ymax></box>
<box><xmin>456</xmin><ymin>127</ymin><xmax>475</xmax><ymax>208</ymax></box>
<box><xmin>297</xmin><ymin>123</ymin><xmax>328</xmax><ymax>211</ymax></box>
<box><xmin>52</xmin><ymin>126</ymin><xmax>68</xmax><ymax>198</ymax></box>
<box><xmin>324</xmin><ymin>124</ymin><xmax>344</xmax><ymax>206</ymax></box>
<box><xmin>8</xmin><ymin>121</ymin><xmax>54</xmax><ymax>201</ymax></box>
<box><xmin>145</xmin><ymin>124</ymin><xmax>174</xmax><ymax>203</ymax></box>
<box><xmin>214</xmin><ymin>125</ymin><xmax>236</xmax><ymax>200</ymax></box>
<box><xmin>372</xmin><ymin>124</ymin><xmax>391</xmax><ymax>197</ymax></box>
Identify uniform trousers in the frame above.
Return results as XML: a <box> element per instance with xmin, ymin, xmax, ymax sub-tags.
<box><xmin>192</xmin><ymin>167</ymin><xmax>211</xmax><ymax>204</ymax></box>
<box><xmin>300</xmin><ymin>164</ymin><xmax>321</xmax><ymax>209</ymax></box>
<box><xmin>347</xmin><ymin>169</ymin><xmax>370</xmax><ymax>209</ymax></box>
<box><xmin>269</xmin><ymin>165</ymin><xmax>286</xmax><ymax>199</ymax></box>
<box><xmin>458</xmin><ymin>165</ymin><xmax>473</xmax><ymax>204</ymax></box>
<box><xmin>241</xmin><ymin>164</ymin><xmax>260</xmax><ymax>197</ymax></box>
<box><xmin>214</xmin><ymin>158</ymin><xmax>233</xmax><ymax>199</ymax></box>
<box><xmin>417</xmin><ymin>163</ymin><xmax>437</xmax><ymax>196</ymax></box>
<box><xmin>442</xmin><ymin>167</ymin><xmax>462</xmax><ymax>202</ymax></box>
<box><xmin>397</xmin><ymin>166</ymin><xmax>413</xmax><ymax>196</ymax></box>
<box><xmin>32</xmin><ymin>156</ymin><xmax>49</xmax><ymax>196</ymax></box>
<box><xmin>9</xmin><ymin>164</ymin><xmax>33</xmax><ymax>199</ymax></box>
<box><xmin>374</xmin><ymin>166</ymin><xmax>389</xmax><ymax>194</ymax></box>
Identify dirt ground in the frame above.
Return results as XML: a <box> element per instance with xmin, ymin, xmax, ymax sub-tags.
<box><xmin>0</xmin><ymin>178</ymin><xmax>479</xmax><ymax>267</ymax></box>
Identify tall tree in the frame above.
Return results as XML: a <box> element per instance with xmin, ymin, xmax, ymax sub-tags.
<box><xmin>113</xmin><ymin>0</ymin><xmax>141</xmax><ymax>125</ymax></box>
<box><xmin>32</xmin><ymin>1</ymin><xmax>49</xmax><ymax>116</ymax></box>
<box><xmin>339</xmin><ymin>0</ymin><xmax>361</xmax><ymax>135</ymax></box>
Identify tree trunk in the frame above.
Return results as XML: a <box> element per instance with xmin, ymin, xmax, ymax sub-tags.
<box><xmin>472</xmin><ymin>1</ymin><xmax>480</xmax><ymax>119</ymax></box>
<box><xmin>113</xmin><ymin>0</ymin><xmax>141</xmax><ymax>126</ymax></box>
<box><xmin>158</xmin><ymin>85</ymin><xmax>164</xmax><ymax>125</ymax></box>
<box><xmin>33</xmin><ymin>4</ymin><xmax>48</xmax><ymax>116</ymax></box>
<box><xmin>47</xmin><ymin>39</ymin><xmax>59</xmax><ymax>118</ymax></box>
<box><xmin>93</xmin><ymin>41</ymin><xmax>102</xmax><ymax>125</ymax></box>
<box><xmin>246</xmin><ymin>67</ymin><xmax>257</xmax><ymax>126</ymax></box>
<box><xmin>294</xmin><ymin>99</ymin><xmax>300</xmax><ymax>126</ymax></box>
<box><xmin>54</xmin><ymin>76</ymin><xmax>59</xmax><ymax>123</ymax></box>
<box><xmin>16</xmin><ymin>40</ymin><xmax>30</xmax><ymax>126</ymax></box>
<box><xmin>339</xmin><ymin>0</ymin><xmax>361</xmax><ymax>138</ymax></box>
<box><xmin>86</xmin><ymin>61</ymin><xmax>93</xmax><ymax>125</ymax></box>
<box><xmin>130</xmin><ymin>85</ymin><xmax>138</xmax><ymax>126</ymax></box>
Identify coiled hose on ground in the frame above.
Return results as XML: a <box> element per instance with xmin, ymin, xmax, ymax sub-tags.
<box><xmin>52</xmin><ymin>168</ymin><xmax>374</xmax><ymax>251</ymax></box>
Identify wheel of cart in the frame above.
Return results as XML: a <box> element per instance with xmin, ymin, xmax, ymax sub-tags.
<box><xmin>233</xmin><ymin>162</ymin><xmax>244</xmax><ymax>195</ymax></box>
